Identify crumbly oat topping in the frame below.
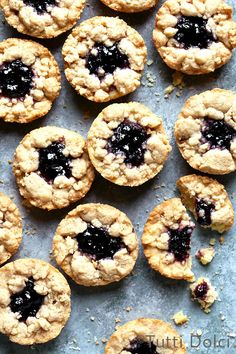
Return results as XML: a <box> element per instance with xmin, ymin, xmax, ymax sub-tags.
<box><xmin>0</xmin><ymin>39</ymin><xmax>61</xmax><ymax>123</ymax></box>
<box><xmin>13</xmin><ymin>126</ymin><xmax>95</xmax><ymax>210</ymax></box>
<box><xmin>153</xmin><ymin>0</ymin><xmax>236</xmax><ymax>74</ymax></box>
<box><xmin>177</xmin><ymin>174</ymin><xmax>234</xmax><ymax>233</ymax></box>
<box><xmin>87</xmin><ymin>102</ymin><xmax>171</xmax><ymax>187</ymax></box>
<box><xmin>190</xmin><ymin>277</ymin><xmax>217</xmax><ymax>312</ymax></box>
<box><xmin>53</xmin><ymin>203</ymin><xmax>138</xmax><ymax>286</ymax></box>
<box><xmin>142</xmin><ymin>198</ymin><xmax>195</xmax><ymax>281</ymax></box>
<box><xmin>175</xmin><ymin>89</ymin><xmax>236</xmax><ymax>175</ymax></box>
<box><xmin>62</xmin><ymin>17</ymin><xmax>147</xmax><ymax>102</ymax></box>
<box><xmin>196</xmin><ymin>247</ymin><xmax>215</xmax><ymax>265</ymax></box>
<box><xmin>0</xmin><ymin>192</ymin><xmax>22</xmax><ymax>265</ymax></box>
<box><xmin>99</xmin><ymin>0</ymin><xmax>157</xmax><ymax>13</ymax></box>
<box><xmin>0</xmin><ymin>258</ymin><xmax>71</xmax><ymax>345</ymax></box>
<box><xmin>0</xmin><ymin>0</ymin><xmax>86</xmax><ymax>38</ymax></box>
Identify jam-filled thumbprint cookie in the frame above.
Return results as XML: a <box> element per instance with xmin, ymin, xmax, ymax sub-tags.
<box><xmin>190</xmin><ymin>277</ymin><xmax>217</xmax><ymax>312</ymax></box>
<box><xmin>100</xmin><ymin>0</ymin><xmax>157</xmax><ymax>13</ymax></box>
<box><xmin>175</xmin><ymin>89</ymin><xmax>236</xmax><ymax>174</ymax></box>
<box><xmin>0</xmin><ymin>258</ymin><xmax>71</xmax><ymax>345</ymax></box>
<box><xmin>62</xmin><ymin>17</ymin><xmax>147</xmax><ymax>102</ymax></box>
<box><xmin>0</xmin><ymin>39</ymin><xmax>60</xmax><ymax>123</ymax></box>
<box><xmin>105</xmin><ymin>318</ymin><xmax>187</xmax><ymax>354</ymax></box>
<box><xmin>87</xmin><ymin>102</ymin><xmax>171</xmax><ymax>186</ymax></box>
<box><xmin>142</xmin><ymin>198</ymin><xmax>195</xmax><ymax>281</ymax></box>
<box><xmin>13</xmin><ymin>126</ymin><xmax>95</xmax><ymax>210</ymax></box>
<box><xmin>52</xmin><ymin>203</ymin><xmax>138</xmax><ymax>286</ymax></box>
<box><xmin>153</xmin><ymin>0</ymin><xmax>236</xmax><ymax>74</ymax></box>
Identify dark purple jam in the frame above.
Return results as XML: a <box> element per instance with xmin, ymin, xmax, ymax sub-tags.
<box><xmin>195</xmin><ymin>198</ymin><xmax>215</xmax><ymax>226</ymax></box>
<box><xmin>201</xmin><ymin>118</ymin><xmax>236</xmax><ymax>150</ymax></box>
<box><xmin>193</xmin><ymin>281</ymin><xmax>209</xmax><ymax>300</ymax></box>
<box><xmin>125</xmin><ymin>339</ymin><xmax>158</xmax><ymax>354</ymax></box>
<box><xmin>23</xmin><ymin>0</ymin><xmax>57</xmax><ymax>14</ymax></box>
<box><xmin>168</xmin><ymin>225</ymin><xmax>194</xmax><ymax>262</ymax></box>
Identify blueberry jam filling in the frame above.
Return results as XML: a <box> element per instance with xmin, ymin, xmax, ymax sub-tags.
<box><xmin>10</xmin><ymin>277</ymin><xmax>45</xmax><ymax>322</ymax></box>
<box><xmin>86</xmin><ymin>42</ymin><xmax>130</xmax><ymax>78</ymax></box>
<box><xmin>38</xmin><ymin>139</ymin><xmax>72</xmax><ymax>184</ymax></box>
<box><xmin>76</xmin><ymin>224</ymin><xmax>125</xmax><ymax>261</ymax></box>
<box><xmin>107</xmin><ymin>119</ymin><xmax>149</xmax><ymax>167</ymax></box>
<box><xmin>194</xmin><ymin>281</ymin><xmax>209</xmax><ymax>300</ymax></box>
<box><xmin>125</xmin><ymin>339</ymin><xmax>158</xmax><ymax>354</ymax></box>
<box><xmin>0</xmin><ymin>59</ymin><xmax>34</xmax><ymax>99</ymax></box>
<box><xmin>201</xmin><ymin>118</ymin><xmax>236</xmax><ymax>150</ymax></box>
<box><xmin>174</xmin><ymin>16</ymin><xmax>216</xmax><ymax>49</ymax></box>
<box><xmin>23</xmin><ymin>0</ymin><xmax>57</xmax><ymax>14</ymax></box>
<box><xmin>168</xmin><ymin>225</ymin><xmax>194</xmax><ymax>262</ymax></box>
<box><xmin>195</xmin><ymin>198</ymin><xmax>215</xmax><ymax>226</ymax></box>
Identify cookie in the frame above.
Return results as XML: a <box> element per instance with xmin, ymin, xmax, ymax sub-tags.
<box><xmin>87</xmin><ymin>102</ymin><xmax>171</xmax><ymax>186</ymax></box>
<box><xmin>177</xmin><ymin>174</ymin><xmax>234</xmax><ymax>233</ymax></box>
<box><xmin>0</xmin><ymin>38</ymin><xmax>61</xmax><ymax>123</ymax></box>
<box><xmin>196</xmin><ymin>247</ymin><xmax>215</xmax><ymax>265</ymax></box>
<box><xmin>105</xmin><ymin>318</ymin><xmax>186</xmax><ymax>353</ymax></box>
<box><xmin>0</xmin><ymin>0</ymin><xmax>86</xmax><ymax>38</ymax></box>
<box><xmin>0</xmin><ymin>258</ymin><xmax>71</xmax><ymax>345</ymax></box>
<box><xmin>142</xmin><ymin>198</ymin><xmax>195</xmax><ymax>281</ymax></box>
<box><xmin>13</xmin><ymin>126</ymin><xmax>95</xmax><ymax>210</ymax></box>
<box><xmin>52</xmin><ymin>203</ymin><xmax>138</xmax><ymax>286</ymax></box>
<box><xmin>100</xmin><ymin>0</ymin><xmax>157</xmax><ymax>13</ymax></box>
<box><xmin>190</xmin><ymin>277</ymin><xmax>217</xmax><ymax>312</ymax></box>
<box><xmin>153</xmin><ymin>0</ymin><xmax>236</xmax><ymax>75</ymax></box>
<box><xmin>62</xmin><ymin>16</ymin><xmax>147</xmax><ymax>102</ymax></box>
<box><xmin>175</xmin><ymin>89</ymin><xmax>236</xmax><ymax>174</ymax></box>
<box><xmin>0</xmin><ymin>192</ymin><xmax>22</xmax><ymax>265</ymax></box>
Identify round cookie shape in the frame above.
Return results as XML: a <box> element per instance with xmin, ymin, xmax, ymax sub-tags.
<box><xmin>0</xmin><ymin>192</ymin><xmax>22</xmax><ymax>265</ymax></box>
<box><xmin>0</xmin><ymin>39</ymin><xmax>61</xmax><ymax>123</ymax></box>
<box><xmin>13</xmin><ymin>126</ymin><xmax>95</xmax><ymax>210</ymax></box>
<box><xmin>0</xmin><ymin>258</ymin><xmax>71</xmax><ymax>345</ymax></box>
<box><xmin>62</xmin><ymin>17</ymin><xmax>147</xmax><ymax>102</ymax></box>
<box><xmin>153</xmin><ymin>0</ymin><xmax>236</xmax><ymax>75</ymax></box>
<box><xmin>105</xmin><ymin>318</ymin><xmax>186</xmax><ymax>354</ymax></box>
<box><xmin>99</xmin><ymin>0</ymin><xmax>157</xmax><ymax>13</ymax></box>
<box><xmin>142</xmin><ymin>198</ymin><xmax>195</xmax><ymax>281</ymax></box>
<box><xmin>174</xmin><ymin>89</ymin><xmax>236</xmax><ymax>174</ymax></box>
<box><xmin>177</xmin><ymin>174</ymin><xmax>234</xmax><ymax>233</ymax></box>
<box><xmin>52</xmin><ymin>203</ymin><xmax>138</xmax><ymax>286</ymax></box>
<box><xmin>0</xmin><ymin>0</ymin><xmax>86</xmax><ymax>38</ymax></box>
<box><xmin>87</xmin><ymin>102</ymin><xmax>171</xmax><ymax>186</ymax></box>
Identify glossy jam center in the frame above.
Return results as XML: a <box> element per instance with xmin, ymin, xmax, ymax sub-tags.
<box><xmin>0</xmin><ymin>59</ymin><xmax>34</xmax><ymax>99</ymax></box>
<box><xmin>201</xmin><ymin>119</ymin><xmax>236</xmax><ymax>150</ymax></box>
<box><xmin>194</xmin><ymin>281</ymin><xmax>209</xmax><ymax>299</ymax></box>
<box><xmin>76</xmin><ymin>224</ymin><xmax>125</xmax><ymax>261</ymax></box>
<box><xmin>86</xmin><ymin>42</ymin><xmax>130</xmax><ymax>78</ymax></box>
<box><xmin>174</xmin><ymin>16</ymin><xmax>215</xmax><ymax>49</ymax></box>
<box><xmin>23</xmin><ymin>0</ymin><xmax>56</xmax><ymax>13</ymax></box>
<box><xmin>195</xmin><ymin>198</ymin><xmax>215</xmax><ymax>226</ymax></box>
<box><xmin>38</xmin><ymin>140</ymin><xmax>72</xmax><ymax>184</ymax></box>
<box><xmin>10</xmin><ymin>277</ymin><xmax>45</xmax><ymax>322</ymax></box>
<box><xmin>125</xmin><ymin>339</ymin><xmax>158</xmax><ymax>354</ymax></box>
<box><xmin>168</xmin><ymin>225</ymin><xmax>194</xmax><ymax>262</ymax></box>
<box><xmin>107</xmin><ymin>119</ymin><xmax>149</xmax><ymax>167</ymax></box>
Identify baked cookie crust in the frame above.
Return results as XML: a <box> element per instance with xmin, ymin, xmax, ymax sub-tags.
<box><xmin>153</xmin><ymin>0</ymin><xmax>236</xmax><ymax>75</ymax></box>
<box><xmin>0</xmin><ymin>0</ymin><xmax>86</xmax><ymax>38</ymax></box>
<box><xmin>52</xmin><ymin>203</ymin><xmax>138</xmax><ymax>286</ymax></box>
<box><xmin>100</xmin><ymin>0</ymin><xmax>157</xmax><ymax>13</ymax></box>
<box><xmin>13</xmin><ymin>126</ymin><xmax>95</xmax><ymax>210</ymax></box>
<box><xmin>177</xmin><ymin>174</ymin><xmax>234</xmax><ymax>233</ymax></box>
<box><xmin>0</xmin><ymin>192</ymin><xmax>22</xmax><ymax>265</ymax></box>
<box><xmin>0</xmin><ymin>38</ymin><xmax>61</xmax><ymax>123</ymax></box>
<box><xmin>175</xmin><ymin>89</ymin><xmax>236</xmax><ymax>174</ymax></box>
<box><xmin>142</xmin><ymin>198</ymin><xmax>195</xmax><ymax>281</ymax></box>
<box><xmin>0</xmin><ymin>258</ymin><xmax>71</xmax><ymax>345</ymax></box>
<box><xmin>87</xmin><ymin>102</ymin><xmax>171</xmax><ymax>187</ymax></box>
<box><xmin>62</xmin><ymin>16</ymin><xmax>147</xmax><ymax>102</ymax></box>
<box><xmin>105</xmin><ymin>318</ymin><xmax>186</xmax><ymax>353</ymax></box>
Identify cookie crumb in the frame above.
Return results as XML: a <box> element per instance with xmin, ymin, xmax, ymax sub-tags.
<box><xmin>196</xmin><ymin>247</ymin><xmax>215</xmax><ymax>265</ymax></box>
<box><xmin>172</xmin><ymin>311</ymin><xmax>189</xmax><ymax>325</ymax></box>
<box><xmin>209</xmin><ymin>238</ymin><xmax>216</xmax><ymax>246</ymax></box>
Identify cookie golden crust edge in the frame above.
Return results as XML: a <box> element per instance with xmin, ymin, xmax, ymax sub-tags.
<box><xmin>105</xmin><ymin>318</ymin><xmax>187</xmax><ymax>354</ymax></box>
<box><xmin>99</xmin><ymin>0</ymin><xmax>157</xmax><ymax>13</ymax></box>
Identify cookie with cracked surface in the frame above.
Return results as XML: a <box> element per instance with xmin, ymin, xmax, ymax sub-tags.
<box><xmin>153</xmin><ymin>0</ymin><xmax>236</xmax><ymax>75</ymax></box>
<box><xmin>100</xmin><ymin>0</ymin><xmax>157</xmax><ymax>13</ymax></box>
<box><xmin>177</xmin><ymin>174</ymin><xmax>234</xmax><ymax>233</ymax></box>
<box><xmin>175</xmin><ymin>89</ymin><xmax>236</xmax><ymax>174</ymax></box>
<box><xmin>142</xmin><ymin>198</ymin><xmax>195</xmax><ymax>281</ymax></box>
<box><xmin>190</xmin><ymin>277</ymin><xmax>217</xmax><ymax>312</ymax></box>
<box><xmin>0</xmin><ymin>192</ymin><xmax>22</xmax><ymax>265</ymax></box>
<box><xmin>0</xmin><ymin>38</ymin><xmax>61</xmax><ymax>123</ymax></box>
<box><xmin>105</xmin><ymin>318</ymin><xmax>186</xmax><ymax>354</ymax></box>
<box><xmin>87</xmin><ymin>102</ymin><xmax>171</xmax><ymax>186</ymax></box>
<box><xmin>0</xmin><ymin>258</ymin><xmax>71</xmax><ymax>345</ymax></box>
<box><xmin>13</xmin><ymin>126</ymin><xmax>95</xmax><ymax>210</ymax></box>
<box><xmin>0</xmin><ymin>0</ymin><xmax>86</xmax><ymax>38</ymax></box>
<box><xmin>52</xmin><ymin>203</ymin><xmax>138</xmax><ymax>286</ymax></box>
<box><xmin>62</xmin><ymin>16</ymin><xmax>147</xmax><ymax>102</ymax></box>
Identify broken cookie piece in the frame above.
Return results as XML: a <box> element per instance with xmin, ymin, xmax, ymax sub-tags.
<box><xmin>190</xmin><ymin>277</ymin><xmax>217</xmax><ymax>312</ymax></box>
<box><xmin>196</xmin><ymin>247</ymin><xmax>215</xmax><ymax>265</ymax></box>
<box><xmin>172</xmin><ymin>311</ymin><xmax>189</xmax><ymax>326</ymax></box>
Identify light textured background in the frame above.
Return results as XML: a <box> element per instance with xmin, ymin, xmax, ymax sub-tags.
<box><xmin>0</xmin><ymin>0</ymin><xmax>236</xmax><ymax>353</ymax></box>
